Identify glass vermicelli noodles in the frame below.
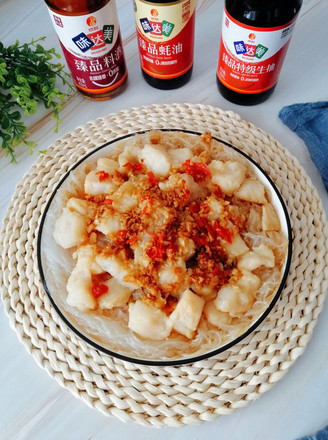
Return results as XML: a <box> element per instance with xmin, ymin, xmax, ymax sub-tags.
<box><xmin>42</xmin><ymin>131</ymin><xmax>289</xmax><ymax>362</ymax></box>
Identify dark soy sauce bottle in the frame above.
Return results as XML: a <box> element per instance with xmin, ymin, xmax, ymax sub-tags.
<box><xmin>134</xmin><ymin>0</ymin><xmax>196</xmax><ymax>89</ymax></box>
<box><xmin>216</xmin><ymin>0</ymin><xmax>302</xmax><ymax>105</ymax></box>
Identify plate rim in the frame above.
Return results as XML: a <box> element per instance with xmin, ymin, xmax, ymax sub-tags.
<box><xmin>37</xmin><ymin>128</ymin><xmax>293</xmax><ymax>366</ymax></box>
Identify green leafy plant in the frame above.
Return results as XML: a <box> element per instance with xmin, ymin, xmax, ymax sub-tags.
<box><xmin>0</xmin><ymin>37</ymin><xmax>74</xmax><ymax>162</ymax></box>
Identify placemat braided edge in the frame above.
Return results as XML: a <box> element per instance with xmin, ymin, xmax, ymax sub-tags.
<box><xmin>1</xmin><ymin>103</ymin><xmax>328</xmax><ymax>427</ymax></box>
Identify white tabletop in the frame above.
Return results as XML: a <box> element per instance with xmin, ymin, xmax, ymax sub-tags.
<box><xmin>1</xmin><ymin>0</ymin><xmax>328</xmax><ymax>439</ymax></box>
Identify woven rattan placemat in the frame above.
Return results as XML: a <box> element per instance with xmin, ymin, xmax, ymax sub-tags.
<box><xmin>1</xmin><ymin>103</ymin><xmax>328</xmax><ymax>427</ymax></box>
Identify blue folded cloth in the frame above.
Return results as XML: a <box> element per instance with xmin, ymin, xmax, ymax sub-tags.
<box><xmin>297</xmin><ymin>425</ymin><xmax>328</xmax><ymax>440</ymax></box>
<box><xmin>278</xmin><ymin>101</ymin><xmax>328</xmax><ymax>191</ymax></box>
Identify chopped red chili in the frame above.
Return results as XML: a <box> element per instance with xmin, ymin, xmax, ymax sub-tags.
<box><xmin>123</xmin><ymin>162</ymin><xmax>143</xmax><ymax>171</ymax></box>
<box><xmin>147</xmin><ymin>231</ymin><xmax>164</xmax><ymax>243</ymax></box>
<box><xmin>192</xmin><ymin>234</ymin><xmax>208</xmax><ymax>247</ymax></box>
<box><xmin>103</xmin><ymin>198</ymin><xmax>113</xmax><ymax>205</ymax></box>
<box><xmin>213</xmin><ymin>220</ymin><xmax>232</xmax><ymax>243</ymax></box>
<box><xmin>95</xmin><ymin>170</ymin><xmax>109</xmax><ymax>182</ymax></box>
<box><xmin>183</xmin><ymin>160</ymin><xmax>211</xmax><ymax>183</ymax></box>
<box><xmin>126</xmin><ymin>235</ymin><xmax>138</xmax><ymax>245</ymax></box>
<box><xmin>192</xmin><ymin>215</ymin><xmax>233</xmax><ymax>247</ymax></box>
<box><xmin>117</xmin><ymin>229</ymin><xmax>127</xmax><ymax>240</ymax></box>
<box><xmin>114</xmin><ymin>229</ymin><xmax>128</xmax><ymax>245</ymax></box>
<box><xmin>166</xmin><ymin>240</ymin><xmax>178</xmax><ymax>255</ymax></box>
<box><xmin>92</xmin><ymin>283</ymin><xmax>108</xmax><ymax>298</ymax></box>
<box><xmin>196</xmin><ymin>216</ymin><xmax>207</xmax><ymax>230</ymax></box>
<box><xmin>140</xmin><ymin>194</ymin><xmax>154</xmax><ymax>214</ymax></box>
<box><xmin>206</xmin><ymin>222</ymin><xmax>216</xmax><ymax>240</ymax></box>
<box><xmin>214</xmin><ymin>186</ymin><xmax>223</xmax><ymax>198</ymax></box>
<box><xmin>140</xmin><ymin>195</ymin><xmax>154</xmax><ymax>203</ymax></box>
<box><xmin>189</xmin><ymin>203</ymin><xmax>200</xmax><ymax>214</ymax></box>
<box><xmin>146</xmin><ymin>231</ymin><xmax>166</xmax><ymax>260</ymax></box>
<box><xmin>213</xmin><ymin>267</ymin><xmax>221</xmax><ymax>276</ymax></box>
<box><xmin>147</xmin><ymin>171</ymin><xmax>159</xmax><ymax>186</ymax></box>
<box><xmin>181</xmin><ymin>179</ymin><xmax>190</xmax><ymax>200</ymax></box>
<box><xmin>146</xmin><ymin>245</ymin><xmax>164</xmax><ymax>260</ymax></box>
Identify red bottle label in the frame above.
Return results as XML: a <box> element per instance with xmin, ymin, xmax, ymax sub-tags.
<box><xmin>135</xmin><ymin>0</ymin><xmax>196</xmax><ymax>79</ymax></box>
<box><xmin>47</xmin><ymin>3</ymin><xmax>127</xmax><ymax>94</ymax></box>
<box><xmin>217</xmin><ymin>8</ymin><xmax>298</xmax><ymax>94</ymax></box>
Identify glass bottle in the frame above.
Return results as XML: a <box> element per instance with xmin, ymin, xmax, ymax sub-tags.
<box><xmin>134</xmin><ymin>0</ymin><xmax>196</xmax><ymax>90</ymax></box>
<box><xmin>45</xmin><ymin>0</ymin><xmax>127</xmax><ymax>100</ymax></box>
<box><xmin>216</xmin><ymin>0</ymin><xmax>302</xmax><ymax>105</ymax></box>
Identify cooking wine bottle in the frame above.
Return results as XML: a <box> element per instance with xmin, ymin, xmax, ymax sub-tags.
<box><xmin>134</xmin><ymin>0</ymin><xmax>196</xmax><ymax>89</ymax></box>
<box><xmin>216</xmin><ymin>0</ymin><xmax>302</xmax><ymax>105</ymax></box>
<box><xmin>44</xmin><ymin>0</ymin><xmax>127</xmax><ymax>100</ymax></box>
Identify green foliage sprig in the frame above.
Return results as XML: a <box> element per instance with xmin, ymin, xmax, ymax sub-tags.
<box><xmin>0</xmin><ymin>37</ymin><xmax>74</xmax><ymax>162</ymax></box>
